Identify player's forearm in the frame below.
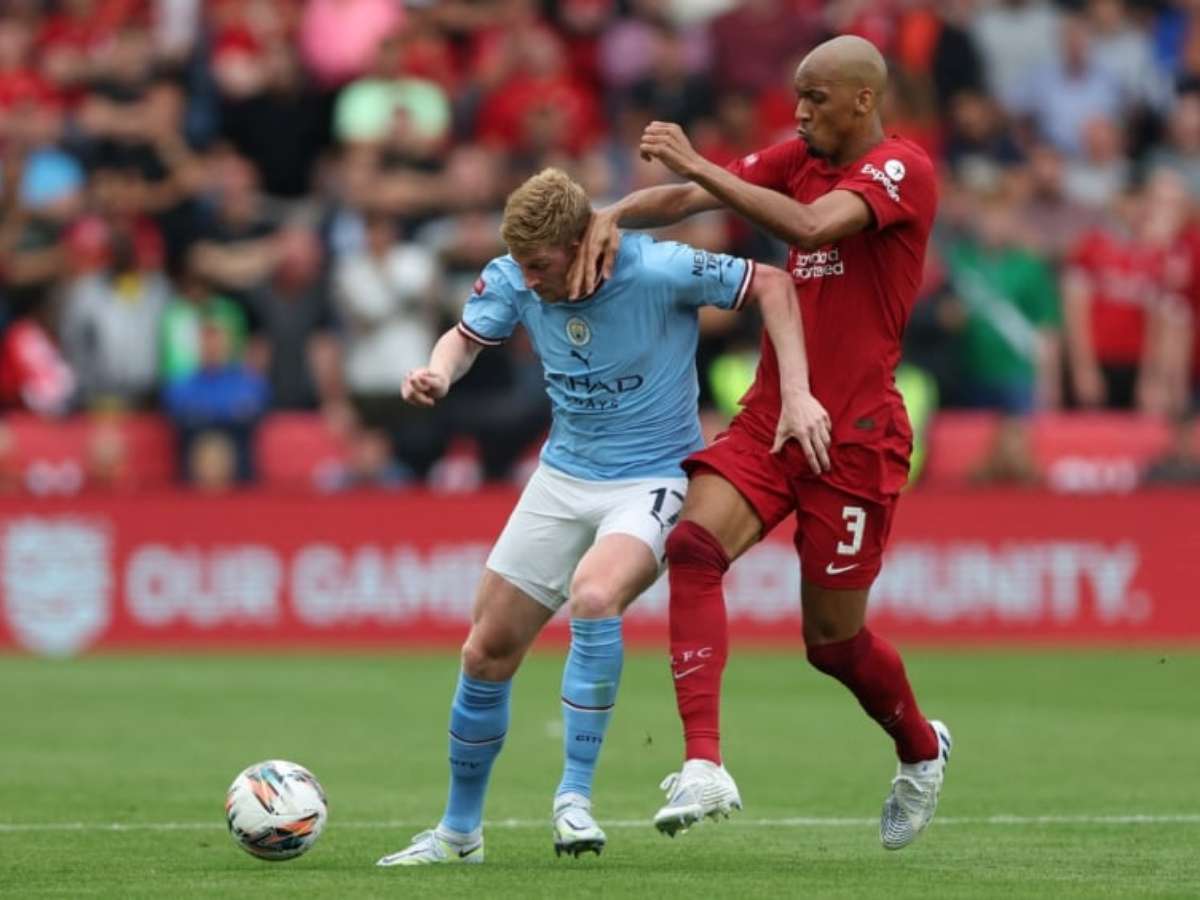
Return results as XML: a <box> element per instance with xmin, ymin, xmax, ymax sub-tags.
<box><xmin>428</xmin><ymin>327</ymin><xmax>482</xmax><ymax>386</ymax></box>
<box><xmin>753</xmin><ymin>265</ymin><xmax>812</xmax><ymax>396</ymax></box>
<box><xmin>687</xmin><ymin>159</ymin><xmax>823</xmax><ymax>250</ymax></box>
<box><xmin>605</xmin><ymin>182</ymin><xmax>718</xmax><ymax>229</ymax></box>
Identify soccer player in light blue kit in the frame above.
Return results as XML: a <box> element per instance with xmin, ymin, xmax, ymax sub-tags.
<box><xmin>376</xmin><ymin>168</ymin><xmax>830</xmax><ymax>866</ymax></box>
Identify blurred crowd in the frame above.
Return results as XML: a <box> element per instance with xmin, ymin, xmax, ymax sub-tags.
<box><xmin>0</xmin><ymin>0</ymin><xmax>1198</xmax><ymax>491</ymax></box>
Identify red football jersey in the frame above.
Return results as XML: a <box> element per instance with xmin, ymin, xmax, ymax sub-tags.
<box><xmin>1065</xmin><ymin>228</ymin><xmax>1167</xmax><ymax>366</ymax></box>
<box><xmin>725</xmin><ymin>136</ymin><xmax>937</xmax><ymax>499</ymax></box>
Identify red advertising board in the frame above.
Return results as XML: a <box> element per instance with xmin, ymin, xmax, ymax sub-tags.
<box><xmin>0</xmin><ymin>489</ymin><xmax>1195</xmax><ymax>655</ymax></box>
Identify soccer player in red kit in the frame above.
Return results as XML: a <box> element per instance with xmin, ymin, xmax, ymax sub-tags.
<box><xmin>569</xmin><ymin>35</ymin><xmax>951</xmax><ymax>851</ymax></box>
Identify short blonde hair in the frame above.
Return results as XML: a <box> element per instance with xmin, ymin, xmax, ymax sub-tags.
<box><xmin>500</xmin><ymin>168</ymin><xmax>592</xmax><ymax>255</ymax></box>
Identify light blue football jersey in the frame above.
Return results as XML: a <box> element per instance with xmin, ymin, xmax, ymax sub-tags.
<box><xmin>457</xmin><ymin>232</ymin><xmax>755</xmax><ymax>480</ymax></box>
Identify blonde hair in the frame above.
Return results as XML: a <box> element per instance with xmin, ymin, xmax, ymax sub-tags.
<box><xmin>500</xmin><ymin>168</ymin><xmax>592</xmax><ymax>255</ymax></box>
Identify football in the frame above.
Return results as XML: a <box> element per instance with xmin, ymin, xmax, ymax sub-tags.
<box><xmin>225</xmin><ymin>760</ymin><xmax>328</xmax><ymax>861</ymax></box>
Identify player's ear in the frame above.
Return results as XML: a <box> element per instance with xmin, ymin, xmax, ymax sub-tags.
<box><xmin>855</xmin><ymin>86</ymin><xmax>875</xmax><ymax>116</ymax></box>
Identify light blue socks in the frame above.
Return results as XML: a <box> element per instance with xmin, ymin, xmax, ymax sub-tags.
<box><xmin>556</xmin><ymin>616</ymin><xmax>624</xmax><ymax>799</ymax></box>
<box><xmin>440</xmin><ymin>672</ymin><xmax>511</xmax><ymax>835</ymax></box>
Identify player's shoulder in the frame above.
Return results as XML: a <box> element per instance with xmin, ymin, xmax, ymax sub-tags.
<box><xmin>613</xmin><ymin>231</ymin><xmax>683</xmax><ymax>275</ymax></box>
<box><xmin>738</xmin><ymin>137</ymin><xmax>810</xmax><ymax>173</ymax></box>
<box><xmin>615</xmin><ymin>232</ymin><xmax>718</xmax><ymax>281</ymax></box>
<box><xmin>861</xmin><ymin>136</ymin><xmax>935</xmax><ymax>182</ymax></box>
<box><xmin>472</xmin><ymin>255</ymin><xmax>523</xmax><ymax>299</ymax></box>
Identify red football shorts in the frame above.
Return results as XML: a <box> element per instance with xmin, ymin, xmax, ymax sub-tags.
<box><xmin>683</xmin><ymin>425</ymin><xmax>898</xmax><ymax>589</ymax></box>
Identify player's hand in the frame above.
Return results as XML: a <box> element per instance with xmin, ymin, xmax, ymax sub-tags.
<box><xmin>640</xmin><ymin>121</ymin><xmax>703</xmax><ymax>178</ymax></box>
<box><xmin>402</xmin><ymin>367</ymin><xmax>449</xmax><ymax>408</ymax></box>
<box><xmin>568</xmin><ymin>209</ymin><xmax>620</xmax><ymax>299</ymax></box>
<box><xmin>772</xmin><ymin>390</ymin><xmax>832</xmax><ymax>474</ymax></box>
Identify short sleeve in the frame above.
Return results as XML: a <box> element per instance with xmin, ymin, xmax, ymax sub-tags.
<box><xmin>725</xmin><ymin>139</ymin><xmax>805</xmax><ymax>194</ymax></box>
<box><xmin>639</xmin><ymin>238</ymin><xmax>756</xmax><ymax>312</ymax></box>
<box><xmin>835</xmin><ymin>143</ymin><xmax>934</xmax><ymax>232</ymax></box>
<box><xmin>457</xmin><ymin>260</ymin><xmax>519</xmax><ymax>346</ymax></box>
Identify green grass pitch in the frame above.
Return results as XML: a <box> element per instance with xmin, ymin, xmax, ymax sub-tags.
<box><xmin>3</xmin><ymin>648</ymin><xmax>1199</xmax><ymax>898</ymax></box>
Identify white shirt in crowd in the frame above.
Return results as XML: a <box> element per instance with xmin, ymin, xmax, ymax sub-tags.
<box><xmin>333</xmin><ymin>243</ymin><xmax>439</xmax><ymax>395</ymax></box>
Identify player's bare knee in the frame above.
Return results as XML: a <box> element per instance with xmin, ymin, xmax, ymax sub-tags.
<box><xmin>460</xmin><ymin>636</ymin><xmax>521</xmax><ymax>681</ymax></box>
<box><xmin>567</xmin><ymin>578</ymin><xmax>621</xmax><ymax>619</ymax></box>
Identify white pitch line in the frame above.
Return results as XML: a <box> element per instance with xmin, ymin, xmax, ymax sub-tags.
<box><xmin>1</xmin><ymin>814</ymin><xmax>1198</xmax><ymax>833</ymax></box>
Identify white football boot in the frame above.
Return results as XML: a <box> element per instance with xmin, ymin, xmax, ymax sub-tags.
<box><xmin>376</xmin><ymin>827</ymin><xmax>484</xmax><ymax>866</ymax></box>
<box><xmin>552</xmin><ymin>793</ymin><xmax>606</xmax><ymax>857</ymax></box>
<box><xmin>653</xmin><ymin>758</ymin><xmax>742</xmax><ymax>837</ymax></box>
<box><xmin>880</xmin><ymin>719</ymin><xmax>953</xmax><ymax>850</ymax></box>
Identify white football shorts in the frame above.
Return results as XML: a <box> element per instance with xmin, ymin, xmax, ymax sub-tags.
<box><xmin>485</xmin><ymin>464</ymin><xmax>688</xmax><ymax>611</ymax></box>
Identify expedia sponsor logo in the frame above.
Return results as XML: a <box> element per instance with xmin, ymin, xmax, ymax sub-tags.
<box><xmin>861</xmin><ymin>162</ymin><xmax>901</xmax><ymax>202</ymax></box>
<box><xmin>791</xmin><ymin>248</ymin><xmax>845</xmax><ymax>280</ymax></box>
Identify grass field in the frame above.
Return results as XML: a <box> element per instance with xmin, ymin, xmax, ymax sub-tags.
<box><xmin>3</xmin><ymin>648</ymin><xmax>1199</xmax><ymax>898</ymax></box>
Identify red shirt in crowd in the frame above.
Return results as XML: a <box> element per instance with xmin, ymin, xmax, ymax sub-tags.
<box><xmin>1065</xmin><ymin>228</ymin><xmax>1169</xmax><ymax>366</ymax></box>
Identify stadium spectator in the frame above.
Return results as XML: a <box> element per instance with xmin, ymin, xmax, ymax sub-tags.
<box><xmin>971</xmin><ymin>0</ymin><xmax>1062</xmax><ymax>112</ymax></box>
<box><xmin>160</xmin><ymin>252</ymin><xmax>249</xmax><ymax>385</ymax></box>
<box><xmin>163</xmin><ymin>318</ymin><xmax>268</xmax><ymax>484</ymax></box>
<box><xmin>59</xmin><ymin>223</ymin><xmax>169</xmax><ymax>409</ymax></box>
<box><xmin>1144</xmin><ymin>89</ymin><xmax>1200</xmax><ymax>195</ymax></box>
<box><xmin>245</xmin><ymin>226</ymin><xmax>340</xmax><ymax>413</ymax></box>
<box><xmin>186</xmin><ymin>428</ymin><xmax>239</xmax><ymax>492</ymax></box>
<box><xmin>190</xmin><ymin>149</ymin><xmax>281</xmax><ymax>305</ymax></box>
<box><xmin>1062</xmin><ymin>115</ymin><xmax>1130</xmax><ymax>208</ymax></box>
<box><xmin>1085</xmin><ymin>0</ymin><xmax>1172</xmax><ymax>115</ymax></box>
<box><xmin>1061</xmin><ymin>185</ymin><xmax>1169</xmax><ymax>410</ymax></box>
<box><xmin>333</xmin><ymin>208</ymin><xmax>442</xmax><ymax>480</ymax></box>
<box><xmin>943</xmin><ymin>190</ymin><xmax>1062</xmax><ymax>416</ymax></box>
<box><xmin>708</xmin><ymin>0</ymin><xmax>822</xmax><ymax>95</ymax></box>
<box><xmin>298</xmin><ymin>0</ymin><xmax>403</xmax><ymax>89</ymax></box>
<box><xmin>218</xmin><ymin>41</ymin><xmax>331</xmax><ymax>200</ymax></box>
<box><xmin>627</xmin><ymin>23</ymin><xmax>714</xmax><ymax>132</ymax></box>
<box><xmin>1013</xmin><ymin>143</ymin><xmax>1102</xmax><ymax>265</ymax></box>
<box><xmin>1013</xmin><ymin>14</ymin><xmax>1123</xmax><ymax>158</ymax></box>
<box><xmin>940</xmin><ymin>190</ymin><xmax>1062</xmax><ymax>483</ymax></box>
<box><xmin>942</xmin><ymin>89</ymin><xmax>1025</xmax><ymax>192</ymax></box>
<box><xmin>0</xmin><ymin>308</ymin><xmax>75</xmax><ymax>416</ymax></box>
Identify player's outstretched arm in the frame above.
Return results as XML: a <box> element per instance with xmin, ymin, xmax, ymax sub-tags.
<box><xmin>640</xmin><ymin>121</ymin><xmax>872</xmax><ymax>251</ymax></box>
<box><xmin>401</xmin><ymin>327</ymin><xmax>482</xmax><ymax>408</ymax></box>
<box><xmin>566</xmin><ymin>185</ymin><xmax>722</xmax><ymax>299</ymax></box>
<box><xmin>748</xmin><ymin>264</ymin><xmax>831</xmax><ymax>473</ymax></box>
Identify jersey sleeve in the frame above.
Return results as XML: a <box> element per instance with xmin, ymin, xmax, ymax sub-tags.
<box><xmin>834</xmin><ymin>143</ymin><xmax>933</xmax><ymax>232</ymax></box>
<box><xmin>725</xmin><ymin>139</ymin><xmax>805</xmax><ymax>193</ymax></box>
<box><xmin>457</xmin><ymin>260</ymin><xmax>519</xmax><ymax>346</ymax></box>
<box><xmin>640</xmin><ymin>238</ymin><xmax>756</xmax><ymax>312</ymax></box>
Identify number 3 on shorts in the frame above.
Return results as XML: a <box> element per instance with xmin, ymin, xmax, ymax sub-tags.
<box><xmin>837</xmin><ymin>505</ymin><xmax>866</xmax><ymax>556</ymax></box>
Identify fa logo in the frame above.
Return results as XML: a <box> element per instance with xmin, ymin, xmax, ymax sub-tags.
<box><xmin>565</xmin><ymin>316</ymin><xmax>591</xmax><ymax>347</ymax></box>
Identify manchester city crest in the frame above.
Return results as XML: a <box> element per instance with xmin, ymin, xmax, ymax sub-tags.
<box><xmin>565</xmin><ymin>316</ymin><xmax>591</xmax><ymax>346</ymax></box>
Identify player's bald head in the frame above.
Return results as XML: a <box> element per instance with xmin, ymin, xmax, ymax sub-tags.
<box><xmin>795</xmin><ymin>35</ymin><xmax>888</xmax><ymax>98</ymax></box>
<box><xmin>791</xmin><ymin>35</ymin><xmax>888</xmax><ymax>161</ymax></box>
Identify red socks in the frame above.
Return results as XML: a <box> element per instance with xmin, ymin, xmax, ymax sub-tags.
<box><xmin>664</xmin><ymin>521</ymin><xmax>730</xmax><ymax>764</ymax></box>
<box><xmin>666</xmin><ymin>521</ymin><xmax>936</xmax><ymax>767</ymax></box>
<box><xmin>806</xmin><ymin>628</ymin><xmax>938</xmax><ymax>764</ymax></box>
